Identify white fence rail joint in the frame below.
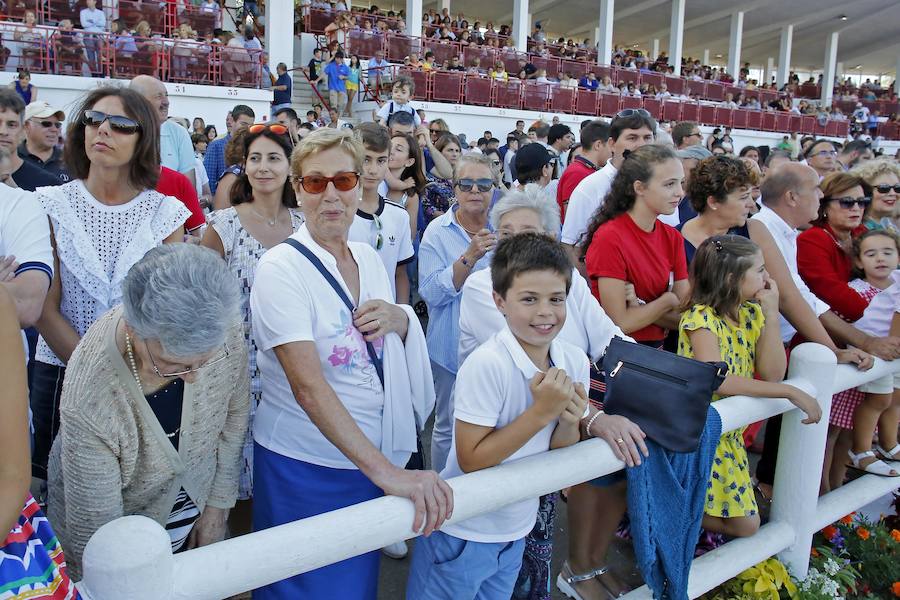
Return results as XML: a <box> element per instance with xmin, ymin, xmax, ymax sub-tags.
<box><xmin>76</xmin><ymin>343</ymin><xmax>900</xmax><ymax>600</ymax></box>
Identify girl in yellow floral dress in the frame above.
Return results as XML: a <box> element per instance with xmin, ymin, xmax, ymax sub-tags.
<box><xmin>678</xmin><ymin>235</ymin><xmax>822</xmax><ymax>538</ymax></box>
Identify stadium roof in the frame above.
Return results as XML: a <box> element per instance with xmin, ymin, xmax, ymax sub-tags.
<box><xmin>426</xmin><ymin>0</ymin><xmax>900</xmax><ymax>76</ymax></box>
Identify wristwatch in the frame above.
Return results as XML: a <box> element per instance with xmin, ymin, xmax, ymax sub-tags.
<box><xmin>459</xmin><ymin>254</ymin><xmax>473</xmax><ymax>269</ymax></box>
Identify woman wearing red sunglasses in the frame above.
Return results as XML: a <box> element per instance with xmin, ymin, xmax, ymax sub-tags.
<box><xmin>200</xmin><ymin>123</ymin><xmax>302</xmax><ymax>534</ymax></box>
<box><xmin>249</xmin><ymin>128</ymin><xmax>450</xmax><ymax>600</ymax></box>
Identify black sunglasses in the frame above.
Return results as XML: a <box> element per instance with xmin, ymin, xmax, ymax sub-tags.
<box><xmin>82</xmin><ymin>110</ymin><xmax>142</xmax><ymax>134</ymax></box>
<box><xmin>829</xmin><ymin>196</ymin><xmax>872</xmax><ymax>209</ymax></box>
<box><xmin>456</xmin><ymin>178</ymin><xmax>493</xmax><ymax>192</ymax></box>
<box><xmin>30</xmin><ymin>119</ymin><xmax>62</xmax><ymax>129</ymax></box>
<box><xmin>873</xmin><ymin>184</ymin><xmax>900</xmax><ymax>194</ymax></box>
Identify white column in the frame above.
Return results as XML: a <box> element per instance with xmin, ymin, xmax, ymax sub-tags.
<box><xmin>597</xmin><ymin>0</ymin><xmax>614</xmax><ymax>66</ymax></box>
<box><xmin>650</xmin><ymin>38</ymin><xmax>660</xmax><ymax>60</ymax></box>
<box><xmin>765</xmin><ymin>56</ymin><xmax>775</xmax><ymax>85</ymax></box>
<box><xmin>440</xmin><ymin>0</ymin><xmax>451</xmax><ymax>12</ymax></box>
<box><xmin>669</xmin><ymin>0</ymin><xmax>685</xmax><ymax>76</ymax></box>
<box><xmin>777</xmin><ymin>24</ymin><xmax>793</xmax><ymax>88</ymax></box>
<box><xmin>836</xmin><ymin>62</ymin><xmax>844</xmax><ymax>84</ymax></box>
<box><xmin>727</xmin><ymin>11</ymin><xmax>744</xmax><ymax>78</ymax></box>
<box><xmin>512</xmin><ymin>0</ymin><xmax>530</xmax><ymax>53</ymax></box>
<box><xmin>406</xmin><ymin>0</ymin><xmax>423</xmax><ymax>38</ymax></box>
<box><xmin>702</xmin><ymin>48</ymin><xmax>710</xmax><ymax>66</ymax></box>
<box><xmin>821</xmin><ymin>31</ymin><xmax>839</xmax><ymax>108</ymax></box>
<box><xmin>264</xmin><ymin>0</ymin><xmax>294</xmax><ymax>76</ymax></box>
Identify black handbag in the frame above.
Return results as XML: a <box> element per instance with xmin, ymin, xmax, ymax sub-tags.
<box><xmin>601</xmin><ymin>338</ymin><xmax>727</xmax><ymax>453</ymax></box>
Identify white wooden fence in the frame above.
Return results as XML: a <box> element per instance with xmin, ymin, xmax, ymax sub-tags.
<box><xmin>76</xmin><ymin>343</ymin><xmax>900</xmax><ymax>600</ymax></box>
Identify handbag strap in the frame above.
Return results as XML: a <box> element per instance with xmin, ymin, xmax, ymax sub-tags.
<box><xmin>282</xmin><ymin>238</ymin><xmax>385</xmax><ymax>389</ymax></box>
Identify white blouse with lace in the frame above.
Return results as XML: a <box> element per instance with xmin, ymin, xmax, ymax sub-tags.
<box><xmin>35</xmin><ymin>180</ymin><xmax>190</xmax><ymax>367</ymax></box>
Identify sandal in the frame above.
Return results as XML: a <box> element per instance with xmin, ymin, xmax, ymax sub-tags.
<box><xmin>556</xmin><ymin>562</ymin><xmax>624</xmax><ymax>599</ymax></box>
<box><xmin>875</xmin><ymin>443</ymin><xmax>900</xmax><ymax>463</ymax></box>
<box><xmin>847</xmin><ymin>449</ymin><xmax>900</xmax><ymax>477</ymax></box>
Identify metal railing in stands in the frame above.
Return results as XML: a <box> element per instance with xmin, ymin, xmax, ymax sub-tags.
<box><xmin>76</xmin><ymin>343</ymin><xmax>900</xmax><ymax>599</ymax></box>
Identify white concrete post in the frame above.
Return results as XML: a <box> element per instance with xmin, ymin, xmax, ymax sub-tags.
<box><xmin>669</xmin><ymin>0</ymin><xmax>685</xmax><ymax>75</ymax></box>
<box><xmin>650</xmin><ymin>38</ymin><xmax>660</xmax><ymax>61</ymax></box>
<box><xmin>821</xmin><ymin>31</ymin><xmax>839</xmax><ymax>108</ymax></box>
<box><xmin>702</xmin><ymin>48</ymin><xmax>710</xmax><ymax>66</ymax></box>
<box><xmin>512</xmin><ymin>0</ymin><xmax>530</xmax><ymax>53</ymax></box>
<box><xmin>406</xmin><ymin>0</ymin><xmax>423</xmax><ymax>39</ymax></box>
<box><xmin>77</xmin><ymin>516</ymin><xmax>174</xmax><ymax>600</ymax></box>
<box><xmin>765</xmin><ymin>56</ymin><xmax>775</xmax><ymax>85</ymax></box>
<box><xmin>597</xmin><ymin>0</ymin><xmax>615</xmax><ymax>66</ymax></box>
<box><xmin>836</xmin><ymin>62</ymin><xmax>844</xmax><ymax>83</ymax></box>
<box><xmin>727</xmin><ymin>11</ymin><xmax>744</xmax><ymax>79</ymax></box>
<box><xmin>777</xmin><ymin>24</ymin><xmax>793</xmax><ymax>88</ymax></box>
<box><xmin>771</xmin><ymin>343</ymin><xmax>837</xmax><ymax>579</ymax></box>
<box><xmin>440</xmin><ymin>0</ymin><xmax>451</xmax><ymax>13</ymax></box>
<box><xmin>264</xmin><ymin>0</ymin><xmax>294</xmax><ymax>73</ymax></box>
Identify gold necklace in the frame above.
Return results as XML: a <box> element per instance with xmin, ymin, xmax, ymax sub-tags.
<box><xmin>125</xmin><ymin>330</ymin><xmax>179</xmax><ymax>439</ymax></box>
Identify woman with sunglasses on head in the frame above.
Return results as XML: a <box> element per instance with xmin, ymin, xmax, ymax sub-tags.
<box><xmin>47</xmin><ymin>244</ymin><xmax>249</xmax><ymax>580</ymax></box>
<box><xmin>852</xmin><ymin>158</ymin><xmax>900</xmax><ymax>233</ymax></box>
<box><xmin>200</xmin><ymin>123</ymin><xmax>302</xmax><ymax>534</ymax></box>
<box><xmin>419</xmin><ymin>153</ymin><xmax>498</xmax><ymax>474</ymax></box>
<box><xmin>30</xmin><ymin>87</ymin><xmax>190</xmax><ymax>491</ymax></box>
<box><xmin>249</xmin><ymin>128</ymin><xmax>449</xmax><ymax>599</ymax></box>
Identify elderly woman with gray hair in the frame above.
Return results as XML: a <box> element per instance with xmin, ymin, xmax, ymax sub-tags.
<box><xmin>458</xmin><ymin>184</ymin><xmax>646</xmax><ymax>600</ymax></box>
<box><xmin>47</xmin><ymin>244</ymin><xmax>249</xmax><ymax>579</ymax></box>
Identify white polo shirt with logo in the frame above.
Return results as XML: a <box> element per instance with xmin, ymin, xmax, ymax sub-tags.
<box><xmin>348</xmin><ymin>197</ymin><xmax>414</xmax><ymax>300</ymax></box>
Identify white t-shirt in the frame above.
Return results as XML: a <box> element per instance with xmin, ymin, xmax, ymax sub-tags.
<box><xmin>348</xmin><ymin>198</ymin><xmax>414</xmax><ymax>299</ymax></box>
<box><xmin>250</xmin><ymin>224</ymin><xmax>393</xmax><ymax>469</ymax></box>
<box><xmin>459</xmin><ymin>267</ymin><xmax>631</xmax><ymax>366</ymax></box>
<box><xmin>560</xmin><ymin>160</ymin><xmax>617</xmax><ymax>246</ymax></box>
<box><xmin>375</xmin><ymin>101</ymin><xmax>422</xmax><ymax>126</ymax></box>
<box><xmin>853</xmin><ymin>271</ymin><xmax>900</xmax><ymax>337</ymax></box>
<box><xmin>440</xmin><ymin>326</ymin><xmax>589</xmax><ymax>543</ymax></box>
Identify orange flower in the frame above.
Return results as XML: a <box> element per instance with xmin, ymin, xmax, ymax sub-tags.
<box><xmin>892</xmin><ymin>529</ymin><xmax>900</xmax><ymax>543</ymax></box>
<box><xmin>840</xmin><ymin>514</ymin><xmax>854</xmax><ymax>525</ymax></box>
<box><xmin>892</xmin><ymin>581</ymin><xmax>900</xmax><ymax>597</ymax></box>
<box><xmin>811</xmin><ymin>547</ymin><xmax>820</xmax><ymax>557</ymax></box>
<box><xmin>857</xmin><ymin>527</ymin><xmax>870</xmax><ymax>541</ymax></box>
<box><xmin>822</xmin><ymin>525</ymin><xmax>838</xmax><ymax>540</ymax></box>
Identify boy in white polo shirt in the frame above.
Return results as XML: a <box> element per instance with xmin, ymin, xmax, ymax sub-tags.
<box><xmin>349</xmin><ymin>123</ymin><xmax>414</xmax><ymax>302</ymax></box>
<box><xmin>406</xmin><ymin>233</ymin><xmax>589</xmax><ymax>599</ymax></box>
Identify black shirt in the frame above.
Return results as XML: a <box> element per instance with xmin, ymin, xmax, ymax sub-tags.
<box><xmin>308</xmin><ymin>57</ymin><xmax>323</xmax><ymax>80</ymax></box>
<box><xmin>12</xmin><ymin>159</ymin><xmax>61</xmax><ymax>191</ymax></box>
<box><xmin>521</xmin><ymin>63</ymin><xmax>537</xmax><ymax>77</ymax></box>
<box><xmin>18</xmin><ymin>143</ymin><xmax>69</xmax><ymax>184</ymax></box>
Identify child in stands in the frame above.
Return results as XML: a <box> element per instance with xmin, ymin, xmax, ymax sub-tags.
<box><xmin>406</xmin><ymin>233</ymin><xmax>589</xmax><ymax>599</ymax></box>
<box><xmin>375</xmin><ymin>76</ymin><xmax>422</xmax><ymax>128</ymax></box>
<box><xmin>678</xmin><ymin>235</ymin><xmax>821</xmax><ymax>537</ymax></box>
<box><xmin>846</xmin><ymin>230</ymin><xmax>900</xmax><ymax>476</ymax></box>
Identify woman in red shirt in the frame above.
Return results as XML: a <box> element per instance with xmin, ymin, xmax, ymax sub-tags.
<box><xmin>583</xmin><ymin>144</ymin><xmax>689</xmax><ymax>347</ymax></box>
<box><xmin>797</xmin><ymin>172</ymin><xmax>870</xmax><ymax>322</ymax></box>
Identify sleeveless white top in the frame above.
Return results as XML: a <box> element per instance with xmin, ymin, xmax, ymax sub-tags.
<box><xmin>35</xmin><ymin>180</ymin><xmax>190</xmax><ymax>366</ymax></box>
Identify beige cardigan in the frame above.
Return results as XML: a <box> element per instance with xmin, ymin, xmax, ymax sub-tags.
<box><xmin>47</xmin><ymin>306</ymin><xmax>249</xmax><ymax>579</ymax></box>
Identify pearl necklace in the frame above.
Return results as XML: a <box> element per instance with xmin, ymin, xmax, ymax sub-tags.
<box><xmin>125</xmin><ymin>330</ymin><xmax>180</xmax><ymax>439</ymax></box>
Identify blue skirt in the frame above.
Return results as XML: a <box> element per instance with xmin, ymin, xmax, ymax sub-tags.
<box><xmin>252</xmin><ymin>443</ymin><xmax>383</xmax><ymax>599</ymax></box>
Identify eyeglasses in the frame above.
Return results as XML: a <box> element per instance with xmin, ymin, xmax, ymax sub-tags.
<box><xmin>615</xmin><ymin>108</ymin><xmax>652</xmax><ymax>119</ymax></box>
<box><xmin>455</xmin><ymin>178</ymin><xmax>493</xmax><ymax>192</ymax></box>
<box><xmin>873</xmin><ymin>184</ymin><xmax>900</xmax><ymax>194</ymax></box>
<box><xmin>30</xmin><ymin>119</ymin><xmax>61</xmax><ymax>129</ymax></box>
<box><xmin>372</xmin><ymin>213</ymin><xmax>383</xmax><ymax>250</ymax></box>
<box><xmin>82</xmin><ymin>110</ymin><xmax>142</xmax><ymax>134</ymax></box>
<box><xmin>294</xmin><ymin>171</ymin><xmax>360</xmax><ymax>193</ymax></box>
<box><xmin>829</xmin><ymin>196</ymin><xmax>872</xmax><ymax>209</ymax></box>
<box><xmin>146</xmin><ymin>342</ymin><xmax>230</xmax><ymax>378</ymax></box>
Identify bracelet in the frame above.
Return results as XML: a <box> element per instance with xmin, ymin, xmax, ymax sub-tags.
<box><xmin>459</xmin><ymin>255</ymin><xmax>473</xmax><ymax>269</ymax></box>
<box><xmin>585</xmin><ymin>410</ymin><xmax>604</xmax><ymax>438</ymax></box>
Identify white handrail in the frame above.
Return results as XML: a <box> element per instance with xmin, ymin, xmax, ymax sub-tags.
<box><xmin>77</xmin><ymin>343</ymin><xmax>900</xmax><ymax>600</ymax></box>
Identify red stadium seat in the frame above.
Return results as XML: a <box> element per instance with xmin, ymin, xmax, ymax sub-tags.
<box><xmin>597</xmin><ymin>92</ymin><xmax>619</xmax><ymax>116</ymax></box>
<box><xmin>550</xmin><ymin>86</ymin><xmax>576</xmax><ymax>114</ymax></box>
<box><xmin>746</xmin><ymin>111</ymin><xmax>762</xmax><ymax>130</ymax></box>
<box><xmin>500</xmin><ymin>51</ymin><xmax>526</xmax><ymax>76</ymax></box>
<box><xmin>169</xmin><ymin>39</ymin><xmax>214</xmax><ymax>84</ymax></box>
<box><xmin>825</xmin><ymin>121</ymin><xmax>838</xmax><ymax>137</ymax></box>
<box><xmin>463</xmin><ymin>45</ymin><xmax>497</xmax><ymax>71</ymax></box>
<box><xmin>788</xmin><ymin>114</ymin><xmax>802</xmax><ymax>133</ymax></box>
<box><xmin>43</xmin><ymin>0</ymin><xmax>81</xmax><ymax>26</ymax></box>
<box><xmin>561</xmin><ymin>59</ymin><xmax>588</xmax><ymax>79</ymax></box>
<box><xmin>731</xmin><ymin>109</ymin><xmax>748</xmax><ymax>129</ymax></box>
<box><xmin>494</xmin><ymin>79</ymin><xmax>522</xmax><ymax>109</ymax></box>
<box><xmin>641</xmin><ymin>97</ymin><xmax>661</xmax><ymax>119</ymax></box>
<box><xmin>591</xmin><ymin>64</ymin><xmax>612</xmax><ymax>81</ymax></box>
<box><xmin>620</xmin><ymin>95</ymin><xmax>642</xmax><ymax>111</ymax></box>
<box><xmin>346</xmin><ymin>32</ymin><xmax>385</xmax><ymax>62</ymax></box>
<box><xmin>714</xmin><ymin>107</ymin><xmax>733</xmax><ymax>127</ymax></box>
<box><xmin>464</xmin><ymin>76</ymin><xmax>492</xmax><ymax>106</ymax></box>
<box><xmin>6</xmin><ymin>0</ymin><xmax>40</xmax><ymax>21</ymax></box>
<box><xmin>761</xmin><ymin>112</ymin><xmax>776</xmax><ymax>132</ymax></box>
<box><xmin>404</xmin><ymin>69</ymin><xmax>429</xmax><ymax>100</ymax></box>
<box><xmin>681</xmin><ymin>102</ymin><xmax>700</xmax><ymax>122</ymax></box>
<box><xmin>576</xmin><ymin>89</ymin><xmax>599</xmax><ymax>116</ymax></box>
<box><xmin>306</xmin><ymin>8</ymin><xmax>335</xmax><ymax>34</ymax></box>
<box><xmin>698</xmin><ymin>104</ymin><xmax>717</xmax><ymax>125</ymax></box>
<box><xmin>775</xmin><ymin>112</ymin><xmax>791</xmax><ymax>132</ymax></box>
<box><xmin>660</xmin><ymin>100</ymin><xmax>682</xmax><ymax>122</ymax></box>
<box><xmin>686</xmin><ymin>79</ymin><xmax>706</xmax><ymax>98</ymax></box>
<box><xmin>665</xmin><ymin>75</ymin><xmax>685</xmax><ymax>96</ymax></box>
<box><xmin>705</xmin><ymin>82</ymin><xmax>725</xmax><ymax>101</ymax></box>
<box><xmin>386</xmin><ymin>34</ymin><xmax>416</xmax><ymax>63</ymax></box>
<box><xmin>431</xmin><ymin>71</ymin><xmax>463</xmax><ymax>103</ymax></box>
<box><xmin>530</xmin><ymin>55</ymin><xmax>560</xmax><ymax>78</ymax></box>
<box><xmin>800</xmin><ymin>115</ymin><xmax>816</xmax><ymax>135</ymax></box>
<box><xmin>522</xmin><ymin>82</ymin><xmax>550</xmax><ymax>111</ymax></box>
<box><xmin>616</xmin><ymin>68</ymin><xmax>639</xmax><ymax>87</ymax></box>
<box><xmin>814</xmin><ymin>121</ymin><xmax>828</xmax><ymax>136</ymax></box>
<box><xmin>424</xmin><ymin>39</ymin><xmax>460</xmax><ymax>67</ymax></box>
<box><xmin>642</xmin><ymin>72</ymin><xmax>663</xmax><ymax>90</ymax></box>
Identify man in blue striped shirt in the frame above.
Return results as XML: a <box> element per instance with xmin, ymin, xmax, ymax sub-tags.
<box><xmin>203</xmin><ymin>105</ymin><xmax>255</xmax><ymax>195</ymax></box>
